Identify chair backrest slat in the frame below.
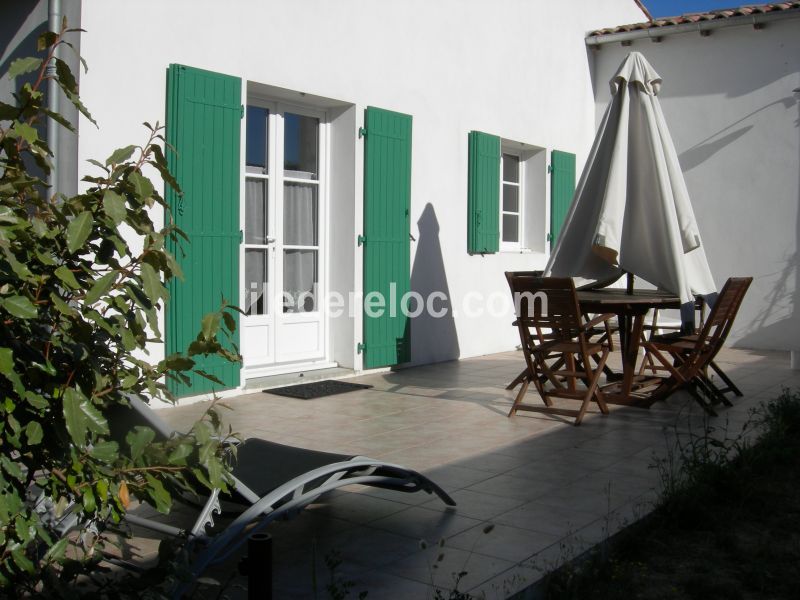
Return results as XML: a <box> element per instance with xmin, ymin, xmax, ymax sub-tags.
<box><xmin>691</xmin><ymin>277</ymin><xmax>752</xmax><ymax>363</ymax></box>
<box><xmin>508</xmin><ymin>276</ymin><xmax>584</xmax><ymax>333</ymax></box>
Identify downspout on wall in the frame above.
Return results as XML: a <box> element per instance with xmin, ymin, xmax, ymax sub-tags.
<box><xmin>46</xmin><ymin>0</ymin><xmax>80</xmax><ymax>198</ymax></box>
<box><xmin>46</xmin><ymin>0</ymin><xmax>61</xmax><ymax>195</ymax></box>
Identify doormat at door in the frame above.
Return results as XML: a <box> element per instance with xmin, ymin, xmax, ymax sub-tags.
<box><xmin>264</xmin><ymin>380</ymin><xmax>373</xmax><ymax>400</ymax></box>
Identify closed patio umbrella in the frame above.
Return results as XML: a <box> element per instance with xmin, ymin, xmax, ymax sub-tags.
<box><xmin>544</xmin><ymin>51</ymin><xmax>716</xmax><ymax>317</ymax></box>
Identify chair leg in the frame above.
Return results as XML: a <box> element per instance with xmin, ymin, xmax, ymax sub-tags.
<box><xmin>687</xmin><ymin>382</ymin><xmax>718</xmax><ymax>417</ymax></box>
<box><xmin>506</xmin><ymin>368</ymin><xmax>528</xmax><ymax>390</ymax></box>
<box><xmin>709</xmin><ymin>360</ymin><xmax>743</xmax><ymax>397</ymax></box>
<box><xmin>696</xmin><ymin>374</ymin><xmax>733</xmax><ymax>407</ymax></box>
<box><xmin>574</xmin><ymin>350</ymin><xmax>610</xmax><ymax>425</ymax></box>
<box><xmin>508</xmin><ymin>377</ymin><xmax>530</xmax><ymax>417</ymax></box>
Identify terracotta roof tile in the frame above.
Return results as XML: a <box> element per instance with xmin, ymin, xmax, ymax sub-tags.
<box><xmin>591</xmin><ymin>2</ymin><xmax>800</xmax><ymax>36</ymax></box>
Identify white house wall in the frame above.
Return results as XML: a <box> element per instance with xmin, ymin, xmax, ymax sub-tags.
<box><xmin>76</xmin><ymin>0</ymin><xmax>644</xmax><ymax>372</ymax></box>
<box><xmin>591</xmin><ymin>16</ymin><xmax>800</xmax><ymax>352</ymax></box>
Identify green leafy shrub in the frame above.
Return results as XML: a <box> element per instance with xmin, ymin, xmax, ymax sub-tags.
<box><xmin>0</xmin><ymin>26</ymin><xmax>240</xmax><ymax>594</ymax></box>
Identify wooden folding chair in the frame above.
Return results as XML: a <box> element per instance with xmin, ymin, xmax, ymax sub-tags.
<box><xmin>638</xmin><ymin>297</ymin><xmax>705</xmax><ymax>376</ymax></box>
<box><xmin>641</xmin><ymin>277</ymin><xmax>753</xmax><ymax>415</ymax></box>
<box><xmin>507</xmin><ymin>276</ymin><xmax>615</xmax><ymax>425</ymax></box>
<box><xmin>504</xmin><ymin>271</ymin><xmax>616</xmax><ymax>392</ymax></box>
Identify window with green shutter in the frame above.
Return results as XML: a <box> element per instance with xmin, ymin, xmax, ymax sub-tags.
<box><xmin>361</xmin><ymin>107</ymin><xmax>412</xmax><ymax>369</ymax></box>
<box><xmin>550</xmin><ymin>149</ymin><xmax>576</xmax><ymax>249</ymax></box>
<box><xmin>467</xmin><ymin>131</ymin><xmax>500</xmax><ymax>254</ymax></box>
<box><xmin>165</xmin><ymin>64</ymin><xmax>242</xmax><ymax>397</ymax></box>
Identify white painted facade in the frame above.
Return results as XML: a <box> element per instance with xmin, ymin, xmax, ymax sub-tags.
<box><xmin>590</xmin><ymin>14</ymin><xmax>800</xmax><ymax>352</ymax></box>
<box><xmin>71</xmin><ymin>0</ymin><xmax>644</xmax><ymax>390</ymax></box>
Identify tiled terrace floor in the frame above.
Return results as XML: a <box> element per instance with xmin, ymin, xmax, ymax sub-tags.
<box><xmin>125</xmin><ymin>347</ymin><xmax>799</xmax><ymax>598</ymax></box>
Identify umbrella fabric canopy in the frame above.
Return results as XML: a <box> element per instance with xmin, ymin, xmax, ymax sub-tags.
<box><xmin>544</xmin><ymin>51</ymin><xmax>716</xmax><ymax>307</ymax></box>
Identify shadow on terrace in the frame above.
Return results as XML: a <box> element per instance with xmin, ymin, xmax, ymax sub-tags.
<box><xmin>116</xmin><ymin>347</ymin><xmax>798</xmax><ymax>598</ymax></box>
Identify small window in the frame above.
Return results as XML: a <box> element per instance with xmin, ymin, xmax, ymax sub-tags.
<box><xmin>501</xmin><ymin>153</ymin><xmax>521</xmax><ymax>247</ymax></box>
<box><xmin>468</xmin><ymin>131</ymin><xmax>546</xmax><ymax>254</ymax></box>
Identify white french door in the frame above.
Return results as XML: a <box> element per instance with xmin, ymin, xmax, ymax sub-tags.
<box><xmin>240</xmin><ymin>101</ymin><xmax>327</xmax><ymax>373</ymax></box>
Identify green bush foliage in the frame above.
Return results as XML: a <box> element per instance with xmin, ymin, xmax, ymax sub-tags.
<box><xmin>0</xmin><ymin>26</ymin><xmax>239</xmax><ymax>593</ymax></box>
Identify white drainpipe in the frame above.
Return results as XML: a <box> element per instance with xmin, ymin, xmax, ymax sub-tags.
<box><xmin>586</xmin><ymin>8</ymin><xmax>800</xmax><ymax>46</ymax></box>
<box><xmin>47</xmin><ymin>0</ymin><xmax>62</xmax><ymax>196</ymax></box>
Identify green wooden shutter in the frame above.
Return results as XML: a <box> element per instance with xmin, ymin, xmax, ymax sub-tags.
<box><xmin>467</xmin><ymin>131</ymin><xmax>500</xmax><ymax>254</ymax></box>
<box><xmin>362</xmin><ymin>107</ymin><xmax>412</xmax><ymax>369</ymax></box>
<box><xmin>165</xmin><ymin>64</ymin><xmax>241</xmax><ymax>397</ymax></box>
<box><xmin>550</xmin><ymin>149</ymin><xmax>576</xmax><ymax>249</ymax></box>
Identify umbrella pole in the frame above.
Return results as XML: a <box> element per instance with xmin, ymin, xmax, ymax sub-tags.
<box><xmin>617</xmin><ymin>271</ymin><xmax>635</xmax><ymax>361</ymax></box>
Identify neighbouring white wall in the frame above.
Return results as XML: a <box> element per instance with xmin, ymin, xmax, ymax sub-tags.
<box><xmin>592</xmin><ymin>16</ymin><xmax>800</xmax><ymax>352</ymax></box>
<box><xmin>77</xmin><ymin>0</ymin><xmax>644</xmax><ymax>370</ymax></box>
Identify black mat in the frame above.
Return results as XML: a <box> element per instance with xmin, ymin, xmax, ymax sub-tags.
<box><xmin>264</xmin><ymin>379</ymin><xmax>373</xmax><ymax>400</ymax></box>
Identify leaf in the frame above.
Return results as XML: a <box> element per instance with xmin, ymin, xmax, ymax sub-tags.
<box><xmin>10</xmin><ymin>545</ymin><xmax>35</xmax><ymax>573</ymax></box>
<box><xmin>195</xmin><ymin>370</ymin><xmax>224</xmax><ymax>385</ymax></box>
<box><xmin>84</xmin><ymin>271</ymin><xmax>116</xmax><ymax>305</ymax></box>
<box><xmin>148</xmin><ymin>145</ymin><xmax>180</xmax><ymax>192</ymax></box>
<box><xmin>163</xmin><ymin>354</ymin><xmax>194</xmax><ymax>372</ymax></box>
<box><xmin>222</xmin><ymin>310</ymin><xmax>237</xmax><ymax>334</ymax></box>
<box><xmin>105</xmin><ymin>145</ymin><xmax>137</xmax><ymax>166</ymax></box>
<box><xmin>54</xmin><ymin>57</ymin><xmax>77</xmax><ymax>94</ymax></box>
<box><xmin>144</xmin><ymin>474</ymin><xmax>171</xmax><ymax>513</ymax></box>
<box><xmin>66</xmin><ymin>211</ymin><xmax>92</xmax><ymax>253</ymax></box>
<box><xmin>11</xmin><ymin>122</ymin><xmax>39</xmax><ymax>144</ymax></box>
<box><xmin>0</xmin><ymin>348</ymin><xmax>12</xmax><ymax>373</ymax></box>
<box><xmin>24</xmin><ymin>391</ymin><xmax>48</xmax><ymax>410</ymax></box>
<box><xmin>89</xmin><ymin>440</ymin><xmax>119</xmax><ymax>462</ymax></box>
<box><xmin>102</xmin><ymin>190</ymin><xmax>127</xmax><ymax>226</ymax></box>
<box><xmin>44</xmin><ymin>537</ymin><xmax>69</xmax><ymax>563</ymax></box>
<box><xmin>25</xmin><ymin>421</ymin><xmax>43</xmax><ymax>445</ymax></box>
<box><xmin>5</xmin><ymin>252</ymin><xmax>32</xmax><ymax>279</ymax></box>
<box><xmin>36</xmin><ymin>31</ymin><xmax>58</xmax><ymax>52</ymax></box>
<box><xmin>129</xmin><ymin>171</ymin><xmax>154</xmax><ymax>201</ymax></box>
<box><xmin>50</xmin><ymin>291</ymin><xmax>78</xmax><ymax>317</ymax></box>
<box><xmin>82</xmin><ymin>486</ymin><xmax>96</xmax><ymax>513</ymax></box>
<box><xmin>55</xmin><ymin>265</ymin><xmax>81</xmax><ymax>289</ymax></box>
<box><xmin>126</xmin><ymin>426</ymin><xmax>155</xmax><ymax>461</ymax></box>
<box><xmin>191</xmin><ymin>468</ymin><xmax>213</xmax><ymax>490</ymax></box>
<box><xmin>200</xmin><ymin>312</ymin><xmax>221</xmax><ymax>340</ymax></box>
<box><xmin>8</xmin><ymin>57</ymin><xmax>42</xmax><ymax>79</ymax></box>
<box><xmin>1</xmin><ymin>295</ymin><xmax>37</xmax><ymax>319</ymax></box>
<box><xmin>140</xmin><ymin>262</ymin><xmax>162</xmax><ymax>302</ymax></box>
<box><xmin>86</xmin><ymin>158</ymin><xmax>108</xmax><ymax>171</ymax></box>
<box><xmin>168</xmin><ymin>443</ymin><xmax>192</xmax><ymax>464</ymax></box>
<box><xmin>62</xmin><ymin>388</ymin><xmax>87</xmax><ymax>447</ymax></box>
<box><xmin>63</xmin><ymin>388</ymin><xmax>109</xmax><ymax>447</ymax></box>
<box><xmin>120</xmin><ymin>328</ymin><xmax>137</xmax><ymax>352</ymax></box>
<box><xmin>1</xmin><ymin>455</ymin><xmax>25</xmax><ymax>481</ymax></box>
<box><xmin>205</xmin><ymin>456</ymin><xmax>227</xmax><ymax>491</ymax></box>
<box><xmin>119</xmin><ymin>481</ymin><xmax>130</xmax><ymax>509</ymax></box>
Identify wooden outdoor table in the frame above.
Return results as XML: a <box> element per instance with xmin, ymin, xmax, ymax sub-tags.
<box><xmin>577</xmin><ymin>288</ymin><xmax>681</xmax><ymax>405</ymax></box>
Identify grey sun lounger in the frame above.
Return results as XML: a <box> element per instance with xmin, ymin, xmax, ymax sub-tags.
<box><xmin>107</xmin><ymin>396</ymin><xmax>456</xmax><ymax>596</ymax></box>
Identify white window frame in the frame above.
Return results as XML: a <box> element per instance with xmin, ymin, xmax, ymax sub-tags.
<box><xmin>239</xmin><ymin>96</ymin><xmax>329</xmax><ymax>370</ymax></box>
<box><xmin>500</xmin><ymin>149</ymin><xmax>523</xmax><ymax>252</ymax></box>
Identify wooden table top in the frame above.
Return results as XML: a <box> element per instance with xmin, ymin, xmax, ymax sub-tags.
<box><xmin>576</xmin><ymin>288</ymin><xmax>681</xmax><ymax>310</ymax></box>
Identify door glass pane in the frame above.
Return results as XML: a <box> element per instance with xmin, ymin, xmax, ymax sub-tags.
<box><xmin>502</xmin><ymin>184</ymin><xmax>519</xmax><ymax>212</ymax></box>
<box><xmin>245</xmin><ymin>178</ymin><xmax>268</xmax><ymax>244</ymax></box>
<box><xmin>246</xmin><ymin>106</ymin><xmax>269</xmax><ymax>174</ymax></box>
<box><xmin>284</xmin><ymin>113</ymin><xmax>319</xmax><ymax>180</ymax></box>
<box><xmin>283</xmin><ymin>183</ymin><xmax>318</xmax><ymax>246</ymax></box>
<box><xmin>283</xmin><ymin>250</ymin><xmax>317</xmax><ymax>313</ymax></box>
<box><xmin>502</xmin><ymin>153</ymin><xmax>519</xmax><ymax>183</ymax></box>
<box><xmin>502</xmin><ymin>214</ymin><xmax>519</xmax><ymax>243</ymax></box>
<box><xmin>244</xmin><ymin>249</ymin><xmax>268</xmax><ymax>315</ymax></box>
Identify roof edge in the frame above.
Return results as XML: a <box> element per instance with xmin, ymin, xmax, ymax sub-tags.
<box><xmin>587</xmin><ymin>4</ymin><xmax>800</xmax><ymax>45</ymax></box>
